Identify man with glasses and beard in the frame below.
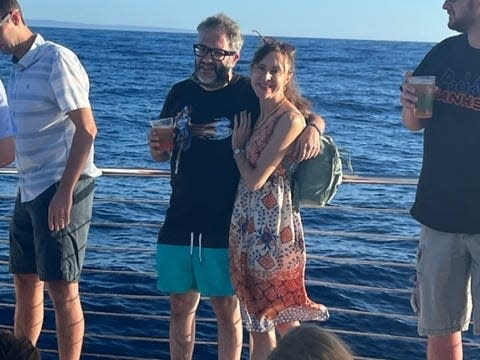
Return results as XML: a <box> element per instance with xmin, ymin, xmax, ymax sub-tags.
<box><xmin>401</xmin><ymin>1</ymin><xmax>480</xmax><ymax>359</ymax></box>
<box><xmin>148</xmin><ymin>13</ymin><xmax>325</xmax><ymax>360</ymax></box>
<box><xmin>0</xmin><ymin>1</ymin><xmax>101</xmax><ymax>359</ymax></box>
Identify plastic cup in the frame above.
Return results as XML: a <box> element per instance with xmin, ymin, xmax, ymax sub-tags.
<box><xmin>407</xmin><ymin>76</ymin><xmax>436</xmax><ymax>118</ymax></box>
<box><xmin>150</xmin><ymin>117</ymin><xmax>174</xmax><ymax>151</ymax></box>
<box><xmin>150</xmin><ymin>117</ymin><xmax>174</xmax><ymax>128</ymax></box>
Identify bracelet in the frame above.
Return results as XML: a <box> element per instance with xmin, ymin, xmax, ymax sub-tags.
<box><xmin>233</xmin><ymin>148</ymin><xmax>244</xmax><ymax>157</ymax></box>
<box><xmin>308</xmin><ymin>122</ymin><xmax>323</xmax><ymax>136</ymax></box>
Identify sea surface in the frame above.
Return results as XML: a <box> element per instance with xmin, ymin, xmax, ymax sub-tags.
<box><xmin>0</xmin><ymin>27</ymin><xmax>478</xmax><ymax>359</ymax></box>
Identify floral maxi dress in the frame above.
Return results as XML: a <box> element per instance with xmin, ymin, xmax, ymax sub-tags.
<box><xmin>229</xmin><ymin>113</ymin><xmax>329</xmax><ymax>333</ymax></box>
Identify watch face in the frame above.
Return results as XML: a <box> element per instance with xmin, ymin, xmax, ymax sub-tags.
<box><xmin>234</xmin><ymin>148</ymin><xmax>241</xmax><ymax>155</ymax></box>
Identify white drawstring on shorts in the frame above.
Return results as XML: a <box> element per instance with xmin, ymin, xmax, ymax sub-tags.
<box><xmin>198</xmin><ymin>233</ymin><xmax>202</xmax><ymax>262</ymax></box>
<box><xmin>189</xmin><ymin>232</ymin><xmax>203</xmax><ymax>262</ymax></box>
<box><xmin>190</xmin><ymin>232</ymin><xmax>194</xmax><ymax>255</ymax></box>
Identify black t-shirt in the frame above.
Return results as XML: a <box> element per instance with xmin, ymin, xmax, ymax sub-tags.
<box><xmin>411</xmin><ymin>34</ymin><xmax>480</xmax><ymax>233</ymax></box>
<box><xmin>158</xmin><ymin>74</ymin><xmax>259</xmax><ymax>247</ymax></box>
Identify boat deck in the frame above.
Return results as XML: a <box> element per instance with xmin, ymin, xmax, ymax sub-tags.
<box><xmin>1</xmin><ymin>168</ymin><xmax>479</xmax><ymax>359</ymax></box>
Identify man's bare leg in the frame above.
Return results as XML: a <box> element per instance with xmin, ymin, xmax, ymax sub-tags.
<box><xmin>14</xmin><ymin>274</ymin><xmax>45</xmax><ymax>345</ymax></box>
<box><xmin>169</xmin><ymin>291</ymin><xmax>201</xmax><ymax>360</ymax></box>
<box><xmin>427</xmin><ymin>332</ymin><xmax>463</xmax><ymax>360</ymax></box>
<box><xmin>47</xmin><ymin>280</ymin><xmax>84</xmax><ymax>360</ymax></box>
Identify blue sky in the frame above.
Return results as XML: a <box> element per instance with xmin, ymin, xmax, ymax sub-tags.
<box><xmin>20</xmin><ymin>0</ymin><xmax>456</xmax><ymax>42</ymax></box>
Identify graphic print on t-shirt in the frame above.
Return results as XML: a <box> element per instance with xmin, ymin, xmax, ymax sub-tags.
<box><xmin>436</xmin><ymin>69</ymin><xmax>480</xmax><ymax>112</ymax></box>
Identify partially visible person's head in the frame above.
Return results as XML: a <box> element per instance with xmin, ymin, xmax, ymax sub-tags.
<box><xmin>0</xmin><ymin>0</ymin><xmax>22</xmax><ymax>18</ymax></box>
<box><xmin>267</xmin><ymin>324</ymin><xmax>354</xmax><ymax>360</ymax></box>
<box><xmin>442</xmin><ymin>0</ymin><xmax>480</xmax><ymax>33</ymax></box>
<box><xmin>0</xmin><ymin>0</ymin><xmax>24</xmax><ymax>28</ymax></box>
<box><xmin>194</xmin><ymin>13</ymin><xmax>242</xmax><ymax>89</ymax></box>
<box><xmin>251</xmin><ymin>36</ymin><xmax>311</xmax><ymax>115</ymax></box>
<box><xmin>0</xmin><ymin>0</ymin><xmax>32</xmax><ymax>56</ymax></box>
<box><xmin>0</xmin><ymin>330</ymin><xmax>41</xmax><ymax>360</ymax></box>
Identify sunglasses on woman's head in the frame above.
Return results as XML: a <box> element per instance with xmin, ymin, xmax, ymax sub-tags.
<box><xmin>252</xmin><ymin>30</ymin><xmax>296</xmax><ymax>54</ymax></box>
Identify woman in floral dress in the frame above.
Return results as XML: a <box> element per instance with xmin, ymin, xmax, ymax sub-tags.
<box><xmin>230</xmin><ymin>39</ymin><xmax>329</xmax><ymax>360</ymax></box>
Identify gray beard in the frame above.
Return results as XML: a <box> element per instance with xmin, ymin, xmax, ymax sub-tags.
<box><xmin>194</xmin><ymin>64</ymin><xmax>231</xmax><ymax>89</ymax></box>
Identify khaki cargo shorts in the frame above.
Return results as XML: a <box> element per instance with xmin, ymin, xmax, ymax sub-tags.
<box><xmin>411</xmin><ymin>225</ymin><xmax>480</xmax><ymax>336</ymax></box>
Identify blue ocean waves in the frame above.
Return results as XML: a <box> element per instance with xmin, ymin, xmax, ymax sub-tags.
<box><xmin>0</xmin><ymin>27</ymin><xmax>478</xmax><ymax>359</ymax></box>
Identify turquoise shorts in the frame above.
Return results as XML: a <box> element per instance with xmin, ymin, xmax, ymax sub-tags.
<box><xmin>156</xmin><ymin>244</ymin><xmax>235</xmax><ymax>297</ymax></box>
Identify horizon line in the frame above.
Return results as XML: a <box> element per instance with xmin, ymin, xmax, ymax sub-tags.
<box><xmin>26</xmin><ymin>18</ymin><xmax>436</xmax><ymax>44</ymax></box>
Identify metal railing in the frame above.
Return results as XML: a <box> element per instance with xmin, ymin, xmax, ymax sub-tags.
<box><xmin>0</xmin><ymin>167</ymin><xmax>419</xmax><ymax>185</ymax></box>
<box><xmin>1</xmin><ymin>167</ymin><xmax>477</xmax><ymax>360</ymax></box>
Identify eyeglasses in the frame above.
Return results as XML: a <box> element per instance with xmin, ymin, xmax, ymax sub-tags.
<box><xmin>0</xmin><ymin>12</ymin><xmax>11</xmax><ymax>26</ymax></box>
<box><xmin>0</xmin><ymin>9</ymin><xmax>18</xmax><ymax>27</ymax></box>
<box><xmin>252</xmin><ymin>30</ymin><xmax>296</xmax><ymax>54</ymax></box>
<box><xmin>193</xmin><ymin>44</ymin><xmax>236</xmax><ymax>61</ymax></box>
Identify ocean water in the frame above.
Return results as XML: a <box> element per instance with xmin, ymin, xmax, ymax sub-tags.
<box><xmin>0</xmin><ymin>27</ymin><xmax>478</xmax><ymax>359</ymax></box>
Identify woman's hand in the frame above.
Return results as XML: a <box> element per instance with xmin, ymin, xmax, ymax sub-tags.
<box><xmin>232</xmin><ymin>110</ymin><xmax>252</xmax><ymax>151</ymax></box>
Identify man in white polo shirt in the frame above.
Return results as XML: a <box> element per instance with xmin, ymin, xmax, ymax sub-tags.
<box><xmin>0</xmin><ymin>78</ymin><xmax>14</xmax><ymax>167</ymax></box>
<box><xmin>0</xmin><ymin>1</ymin><xmax>101</xmax><ymax>359</ymax></box>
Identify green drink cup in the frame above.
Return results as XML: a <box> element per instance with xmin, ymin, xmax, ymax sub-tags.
<box><xmin>407</xmin><ymin>76</ymin><xmax>436</xmax><ymax>119</ymax></box>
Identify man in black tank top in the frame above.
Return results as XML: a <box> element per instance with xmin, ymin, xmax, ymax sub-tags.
<box><xmin>401</xmin><ymin>2</ymin><xmax>480</xmax><ymax>359</ymax></box>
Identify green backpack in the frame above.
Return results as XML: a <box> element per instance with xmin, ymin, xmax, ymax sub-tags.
<box><xmin>291</xmin><ymin>135</ymin><xmax>344</xmax><ymax>210</ymax></box>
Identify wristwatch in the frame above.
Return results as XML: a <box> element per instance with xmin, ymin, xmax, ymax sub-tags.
<box><xmin>233</xmin><ymin>148</ymin><xmax>243</xmax><ymax>156</ymax></box>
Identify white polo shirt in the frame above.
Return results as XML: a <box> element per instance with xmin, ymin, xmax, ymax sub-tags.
<box><xmin>0</xmin><ymin>79</ymin><xmax>14</xmax><ymax>139</ymax></box>
<box><xmin>9</xmin><ymin>34</ymin><xmax>101</xmax><ymax>202</ymax></box>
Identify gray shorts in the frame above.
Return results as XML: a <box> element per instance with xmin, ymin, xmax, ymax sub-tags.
<box><xmin>9</xmin><ymin>176</ymin><xmax>95</xmax><ymax>282</ymax></box>
<box><xmin>411</xmin><ymin>225</ymin><xmax>480</xmax><ymax>336</ymax></box>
